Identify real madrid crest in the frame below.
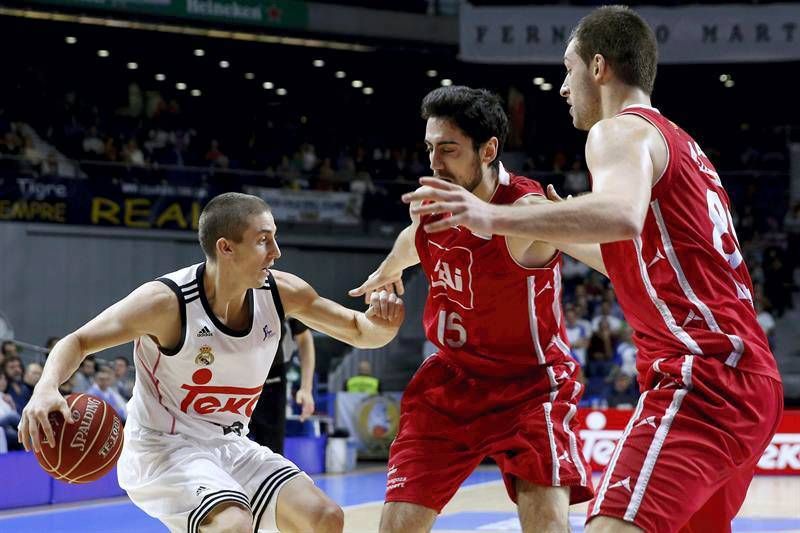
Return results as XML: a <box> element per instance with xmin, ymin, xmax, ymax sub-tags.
<box><xmin>195</xmin><ymin>345</ymin><xmax>215</xmax><ymax>366</ymax></box>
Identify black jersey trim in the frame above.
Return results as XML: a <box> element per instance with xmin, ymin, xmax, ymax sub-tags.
<box><xmin>251</xmin><ymin>467</ymin><xmax>301</xmax><ymax>530</ymax></box>
<box><xmin>197</xmin><ymin>263</ymin><xmax>254</xmax><ymax>338</ymax></box>
<box><xmin>182</xmin><ymin>287</ymin><xmax>200</xmax><ymax>298</ymax></box>
<box><xmin>266</xmin><ymin>271</ymin><xmax>286</xmax><ymax>326</ymax></box>
<box><xmin>187</xmin><ymin>490</ymin><xmax>250</xmax><ymax>533</ymax></box>
<box><xmin>155</xmin><ymin>277</ymin><xmax>186</xmax><ymax>356</ymax></box>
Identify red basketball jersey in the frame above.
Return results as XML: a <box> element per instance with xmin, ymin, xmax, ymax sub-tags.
<box><xmin>416</xmin><ymin>170</ymin><xmax>571</xmax><ymax>378</ymax></box>
<box><xmin>599</xmin><ymin>105</ymin><xmax>779</xmax><ymax>381</ymax></box>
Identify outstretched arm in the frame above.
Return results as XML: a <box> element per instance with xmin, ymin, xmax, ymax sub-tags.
<box><xmin>19</xmin><ymin>282</ymin><xmax>179</xmax><ymax>452</ymax></box>
<box><xmin>403</xmin><ymin>116</ymin><xmax>656</xmax><ymax>244</ymax></box>
<box><xmin>275</xmin><ymin>270</ymin><xmax>404</xmax><ymax>349</ymax></box>
<box><xmin>293</xmin><ymin>327</ymin><xmax>316</xmax><ymax>421</ymax></box>
<box><xmin>543</xmin><ymin>184</ymin><xmax>608</xmax><ymax>276</ymax></box>
<box><xmin>349</xmin><ymin>202</ymin><xmax>422</xmax><ymax>303</ymax></box>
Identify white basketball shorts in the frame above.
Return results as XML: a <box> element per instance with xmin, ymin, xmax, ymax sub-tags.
<box><xmin>117</xmin><ymin>424</ymin><xmax>308</xmax><ymax>533</ymax></box>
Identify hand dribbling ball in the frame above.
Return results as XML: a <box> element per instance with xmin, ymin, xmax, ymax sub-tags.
<box><xmin>34</xmin><ymin>393</ymin><xmax>124</xmax><ymax>483</ymax></box>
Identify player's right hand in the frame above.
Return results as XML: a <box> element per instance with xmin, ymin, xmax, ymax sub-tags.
<box><xmin>18</xmin><ymin>386</ymin><xmax>72</xmax><ymax>453</ymax></box>
<box><xmin>349</xmin><ymin>266</ymin><xmax>404</xmax><ymax>304</ymax></box>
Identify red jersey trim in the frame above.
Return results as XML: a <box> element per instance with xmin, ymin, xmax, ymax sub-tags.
<box><xmin>616</xmin><ymin>108</ymin><xmax>671</xmax><ymax>188</ymax></box>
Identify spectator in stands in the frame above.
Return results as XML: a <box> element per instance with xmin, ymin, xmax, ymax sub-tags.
<box><xmin>2</xmin><ymin>356</ymin><xmax>31</xmax><ymax>415</ymax></box>
<box><xmin>607</xmin><ymin>373</ymin><xmax>637</xmax><ymax>409</ymax></box>
<box><xmin>564</xmin><ymin>305</ymin><xmax>592</xmax><ymax>366</ymax></box>
<box><xmin>82</xmin><ymin>126</ymin><xmax>105</xmax><ymax>158</ymax></box>
<box><xmin>113</xmin><ymin>356</ymin><xmax>134</xmax><ymax>401</ymax></box>
<box><xmin>39</xmin><ymin>150</ymin><xmax>61</xmax><ymax>176</ymax></box>
<box><xmin>59</xmin><ymin>374</ymin><xmax>75</xmax><ymax>397</ymax></box>
<box><xmin>602</xmin><ymin>288</ymin><xmax>625</xmax><ymax>320</ymax></box>
<box><xmin>592</xmin><ymin>300</ymin><xmax>623</xmax><ymax>333</ymax></box>
<box><xmin>784</xmin><ymin>202</ymin><xmax>800</xmax><ymax>264</ymax></box>
<box><xmin>72</xmin><ymin>355</ymin><xmax>96</xmax><ymax>393</ymax></box>
<box><xmin>614</xmin><ymin>326</ymin><xmax>638</xmax><ymax>377</ymax></box>
<box><xmin>563</xmin><ymin>158</ymin><xmax>588</xmax><ymax>196</ymax></box>
<box><xmin>317</xmin><ymin>157</ymin><xmax>336</xmax><ymax>187</ymax></box>
<box><xmin>300</xmin><ymin>143</ymin><xmax>317</xmax><ymax>172</ymax></box>
<box><xmin>586</xmin><ymin>320</ymin><xmax>619</xmax><ymax>398</ymax></box>
<box><xmin>205</xmin><ymin>139</ymin><xmax>229</xmax><ymax>168</ymax></box>
<box><xmin>0</xmin><ymin>130</ymin><xmax>22</xmax><ymax>173</ymax></box>
<box><xmin>573</xmin><ymin>283</ymin><xmax>598</xmax><ymax>317</ymax></box>
<box><xmin>562</xmin><ymin>254</ymin><xmax>590</xmax><ymax>280</ymax></box>
<box><xmin>122</xmin><ymin>139</ymin><xmax>146</xmax><ymax>166</ymax></box>
<box><xmin>763</xmin><ymin>247</ymin><xmax>792</xmax><ymax>317</ymax></box>
<box><xmin>23</xmin><ymin>363</ymin><xmax>42</xmax><ymax>389</ymax></box>
<box><xmin>1</xmin><ymin>340</ymin><xmax>19</xmax><ymax>360</ymax></box>
<box><xmin>86</xmin><ymin>366</ymin><xmax>127</xmax><ymax>421</ymax></box>
<box><xmin>44</xmin><ymin>336</ymin><xmax>61</xmax><ymax>358</ymax></box>
<box><xmin>345</xmin><ymin>360</ymin><xmax>380</xmax><ymax>394</ymax></box>
<box><xmin>756</xmin><ymin>298</ymin><xmax>777</xmax><ymax>349</ymax></box>
<box><xmin>0</xmin><ymin>372</ymin><xmax>21</xmax><ymax>452</ymax></box>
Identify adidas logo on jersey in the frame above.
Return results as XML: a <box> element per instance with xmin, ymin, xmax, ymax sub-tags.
<box><xmin>197</xmin><ymin>326</ymin><xmax>213</xmax><ymax>337</ymax></box>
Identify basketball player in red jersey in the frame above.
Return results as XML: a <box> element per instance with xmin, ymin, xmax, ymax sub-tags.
<box><xmin>350</xmin><ymin>86</ymin><xmax>593</xmax><ymax>532</ymax></box>
<box><xmin>402</xmin><ymin>6</ymin><xmax>783</xmax><ymax>533</ymax></box>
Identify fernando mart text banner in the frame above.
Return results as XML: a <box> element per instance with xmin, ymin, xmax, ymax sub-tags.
<box><xmin>460</xmin><ymin>3</ymin><xmax>800</xmax><ymax>64</ymax></box>
<box><xmin>578</xmin><ymin>408</ymin><xmax>800</xmax><ymax>475</ymax></box>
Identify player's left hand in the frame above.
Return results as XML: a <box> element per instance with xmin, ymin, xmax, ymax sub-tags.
<box><xmin>365</xmin><ymin>290</ymin><xmax>404</xmax><ymax>329</ymax></box>
<box><xmin>402</xmin><ymin>177</ymin><xmax>500</xmax><ymax>234</ymax></box>
<box><xmin>546</xmin><ymin>184</ymin><xmax>573</xmax><ymax>203</ymax></box>
<box><xmin>295</xmin><ymin>388</ymin><xmax>315</xmax><ymax>421</ymax></box>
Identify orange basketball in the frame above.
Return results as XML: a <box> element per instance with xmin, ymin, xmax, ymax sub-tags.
<box><xmin>34</xmin><ymin>393</ymin><xmax>124</xmax><ymax>484</ymax></box>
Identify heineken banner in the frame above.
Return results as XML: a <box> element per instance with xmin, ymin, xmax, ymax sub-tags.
<box><xmin>0</xmin><ymin>176</ymin><xmax>361</xmax><ymax>229</ymax></box>
<box><xmin>27</xmin><ymin>0</ymin><xmax>308</xmax><ymax>30</ymax></box>
<box><xmin>460</xmin><ymin>3</ymin><xmax>800</xmax><ymax>64</ymax></box>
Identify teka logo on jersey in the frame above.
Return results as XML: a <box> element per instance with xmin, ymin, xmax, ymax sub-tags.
<box><xmin>428</xmin><ymin>242</ymin><xmax>474</xmax><ymax>310</ymax></box>
<box><xmin>180</xmin><ymin>368</ymin><xmax>263</xmax><ymax>417</ymax></box>
<box><xmin>757</xmin><ymin>434</ymin><xmax>800</xmax><ymax>471</ymax></box>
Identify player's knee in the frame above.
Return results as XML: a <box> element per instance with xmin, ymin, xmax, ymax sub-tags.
<box><xmin>522</xmin><ymin>515</ymin><xmax>568</xmax><ymax>533</ymax></box>
<box><xmin>585</xmin><ymin>516</ymin><xmax>644</xmax><ymax>533</ymax></box>
<box><xmin>199</xmin><ymin>504</ymin><xmax>252</xmax><ymax>533</ymax></box>
<box><xmin>308</xmin><ymin>500</ymin><xmax>344</xmax><ymax>533</ymax></box>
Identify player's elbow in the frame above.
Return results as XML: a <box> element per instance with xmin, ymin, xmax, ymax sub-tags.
<box><xmin>617</xmin><ymin>209</ymin><xmax>645</xmax><ymax>239</ymax></box>
<box><xmin>353</xmin><ymin>335</ymin><xmax>392</xmax><ymax>350</ymax></box>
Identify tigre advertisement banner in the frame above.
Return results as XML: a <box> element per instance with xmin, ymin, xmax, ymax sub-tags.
<box><xmin>0</xmin><ymin>176</ymin><xmax>361</xmax><ymax>229</ymax></box>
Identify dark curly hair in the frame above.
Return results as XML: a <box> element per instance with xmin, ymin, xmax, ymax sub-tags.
<box><xmin>421</xmin><ymin>86</ymin><xmax>508</xmax><ymax>171</ymax></box>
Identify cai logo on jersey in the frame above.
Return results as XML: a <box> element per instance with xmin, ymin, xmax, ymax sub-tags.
<box><xmin>180</xmin><ymin>368</ymin><xmax>263</xmax><ymax>418</ymax></box>
<box><xmin>428</xmin><ymin>242</ymin><xmax>474</xmax><ymax>310</ymax></box>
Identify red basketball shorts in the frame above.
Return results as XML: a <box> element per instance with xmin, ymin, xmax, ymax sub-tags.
<box><xmin>385</xmin><ymin>353</ymin><xmax>594</xmax><ymax>512</ymax></box>
<box><xmin>586</xmin><ymin>354</ymin><xmax>783</xmax><ymax>533</ymax></box>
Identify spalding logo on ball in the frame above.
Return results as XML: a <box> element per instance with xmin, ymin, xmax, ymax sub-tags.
<box><xmin>34</xmin><ymin>393</ymin><xmax>124</xmax><ymax>484</ymax></box>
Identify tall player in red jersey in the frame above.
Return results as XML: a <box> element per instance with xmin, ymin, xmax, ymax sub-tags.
<box><xmin>402</xmin><ymin>7</ymin><xmax>783</xmax><ymax>533</ymax></box>
<box><xmin>350</xmin><ymin>86</ymin><xmax>593</xmax><ymax>532</ymax></box>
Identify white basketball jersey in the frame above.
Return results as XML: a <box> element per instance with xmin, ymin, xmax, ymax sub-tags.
<box><xmin>127</xmin><ymin>263</ymin><xmax>284</xmax><ymax>441</ymax></box>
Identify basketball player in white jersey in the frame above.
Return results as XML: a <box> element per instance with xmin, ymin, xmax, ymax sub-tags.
<box><xmin>18</xmin><ymin>192</ymin><xmax>405</xmax><ymax>533</ymax></box>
